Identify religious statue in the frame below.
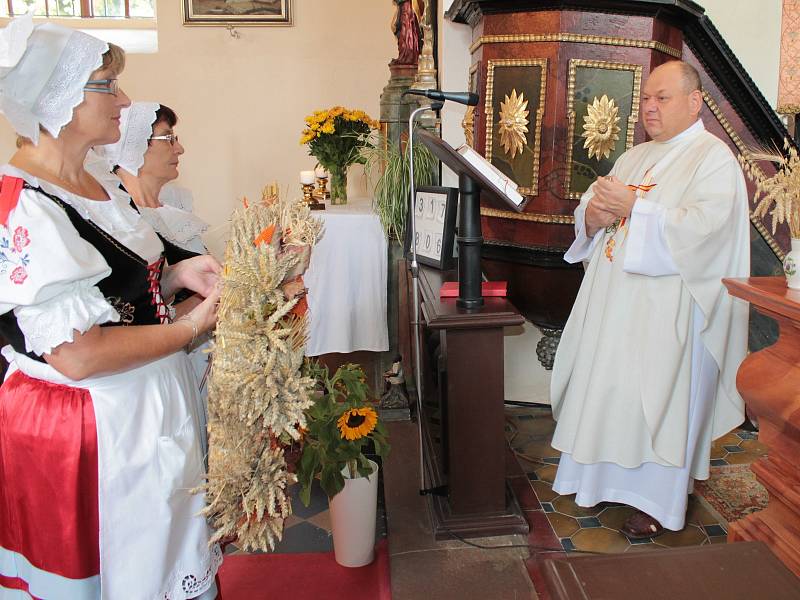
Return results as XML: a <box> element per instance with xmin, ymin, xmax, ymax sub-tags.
<box><xmin>391</xmin><ymin>0</ymin><xmax>422</xmax><ymax>66</ymax></box>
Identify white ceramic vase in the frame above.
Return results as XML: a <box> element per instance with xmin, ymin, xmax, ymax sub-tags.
<box><xmin>328</xmin><ymin>459</ymin><xmax>378</xmax><ymax>568</ymax></box>
<box><xmin>784</xmin><ymin>238</ymin><xmax>800</xmax><ymax>290</ymax></box>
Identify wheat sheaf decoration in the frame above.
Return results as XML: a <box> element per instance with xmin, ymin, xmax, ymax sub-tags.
<box><xmin>739</xmin><ymin>140</ymin><xmax>800</xmax><ymax>238</ymax></box>
<box><xmin>201</xmin><ymin>186</ymin><xmax>323</xmax><ymax>552</ymax></box>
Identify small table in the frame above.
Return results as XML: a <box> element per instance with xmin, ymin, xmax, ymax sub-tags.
<box><xmin>305</xmin><ymin>197</ymin><xmax>389</xmax><ymax>356</ymax></box>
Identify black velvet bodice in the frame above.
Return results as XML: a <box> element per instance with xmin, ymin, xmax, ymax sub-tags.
<box><xmin>0</xmin><ymin>183</ymin><xmax>166</xmax><ymax>362</ymax></box>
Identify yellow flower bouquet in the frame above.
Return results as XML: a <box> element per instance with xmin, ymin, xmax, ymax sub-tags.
<box><xmin>296</xmin><ymin>362</ymin><xmax>390</xmax><ymax>505</ymax></box>
<box><xmin>300</xmin><ymin>106</ymin><xmax>379</xmax><ymax>204</ymax></box>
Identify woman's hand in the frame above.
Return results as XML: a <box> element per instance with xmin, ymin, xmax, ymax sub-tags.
<box><xmin>162</xmin><ymin>255</ymin><xmax>222</xmax><ymax>298</ymax></box>
<box><xmin>184</xmin><ymin>284</ymin><xmax>221</xmax><ymax>335</ymax></box>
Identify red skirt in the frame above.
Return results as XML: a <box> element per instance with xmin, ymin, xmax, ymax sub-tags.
<box><xmin>0</xmin><ymin>370</ymin><xmax>100</xmax><ymax>598</ymax></box>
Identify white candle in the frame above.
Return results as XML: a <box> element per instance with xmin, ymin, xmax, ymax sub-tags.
<box><xmin>300</xmin><ymin>170</ymin><xmax>315</xmax><ymax>185</ymax></box>
<box><xmin>315</xmin><ymin>167</ymin><xmax>328</xmax><ymax>179</ymax></box>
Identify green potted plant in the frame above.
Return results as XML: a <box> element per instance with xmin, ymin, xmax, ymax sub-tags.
<box><xmin>297</xmin><ymin>362</ymin><xmax>390</xmax><ymax>567</ymax></box>
<box><xmin>362</xmin><ymin>131</ymin><xmax>439</xmax><ymax>240</ymax></box>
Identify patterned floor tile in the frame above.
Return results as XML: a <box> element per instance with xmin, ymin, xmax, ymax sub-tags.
<box><xmin>625</xmin><ymin>535</ymin><xmax>654</xmax><ymax>545</ymax></box>
<box><xmin>598</xmin><ymin>506</ymin><xmax>638</xmax><ymax>531</ymax></box>
<box><xmin>703</xmin><ymin>524</ymin><xmax>727</xmax><ymax>537</ymax></box>
<box><xmin>532</xmin><ymin>480</ymin><xmax>558</xmax><ymax>503</ymax></box>
<box><xmin>739</xmin><ymin>439</ymin><xmax>769</xmax><ymax>455</ymax></box>
<box><xmin>306</xmin><ymin>510</ymin><xmax>332</xmax><ymax>533</ymax></box>
<box><xmin>710</xmin><ymin>445</ymin><xmax>727</xmax><ymax>460</ymax></box>
<box><xmin>654</xmin><ymin>524</ymin><xmax>707</xmax><ymax>547</ymax></box>
<box><xmin>685</xmin><ymin>496</ymin><xmax>720</xmax><ymax>527</ymax></box>
<box><xmin>552</xmin><ymin>495</ymin><xmax>603</xmax><ymax>517</ymax></box>
<box><xmin>577</xmin><ymin>516</ymin><xmax>602</xmax><ymax>528</ymax></box>
<box><xmin>547</xmin><ymin>512</ymin><xmax>580</xmax><ymax>538</ymax></box>
<box><xmin>506</xmin><ymin>409</ymin><xmax>740</xmax><ymax>560</ymax></box>
<box><xmin>273</xmin><ymin>520</ymin><xmax>333</xmax><ymax>553</ymax></box>
<box><xmin>716</xmin><ymin>432</ymin><xmax>743</xmax><ymax>447</ymax></box>
<box><xmin>534</xmin><ymin>464</ymin><xmax>557</xmax><ymax>484</ymax></box>
<box><xmin>571</xmin><ymin>527</ymin><xmax>630</xmax><ymax>553</ymax></box>
<box><xmin>725</xmin><ymin>452</ymin><xmax>761</xmax><ymax>465</ymax></box>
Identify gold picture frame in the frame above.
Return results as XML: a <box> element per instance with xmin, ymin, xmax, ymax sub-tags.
<box><xmin>564</xmin><ymin>59</ymin><xmax>642</xmax><ymax>200</ymax></box>
<box><xmin>183</xmin><ymin>0</ymin><xmax>292</xmax><ymax>26</ymax></box>
<box><xmin>484</xmin><ymin>58</ymin><xmax>548</xmax><ymax>196</ymax></box>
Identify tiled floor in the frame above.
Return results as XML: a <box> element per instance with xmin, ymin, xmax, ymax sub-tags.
<box><xmin>222</xmin><ymin>404</ymin><xmax>770</xmax><ymax>599</ymax></box>
<box><xmin>505</xmin><ymin>405</ymin><xmax>767</xmax><ymax>557</ymax></box>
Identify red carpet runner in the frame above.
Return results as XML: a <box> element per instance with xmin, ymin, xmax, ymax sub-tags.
<box><xmin>218</xmin><ymin>540</ymin><xmax>391</xmax><ymax>600</ymax></box>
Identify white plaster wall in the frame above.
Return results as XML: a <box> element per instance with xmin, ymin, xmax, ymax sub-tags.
<box><xmin>0</xmin><ymin>0</ymin><xmax>395</xmax><ymax>228</ymax></box>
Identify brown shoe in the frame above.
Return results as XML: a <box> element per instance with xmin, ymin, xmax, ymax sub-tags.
<box><xmin>621</xmin><ymin>510</ymin><xmax>665</xmax><ymax>540</ymax></box>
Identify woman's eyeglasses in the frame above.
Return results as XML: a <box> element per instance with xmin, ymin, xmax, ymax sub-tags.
<box><xmin>83</xmin><ymin>79</ymin><xmax>119</xmax><ymax>96</ymax></box>
<box><xmin>149</xmin><ymin>134</ymin><xmax>180</xmax><ymax>146</ymax></box>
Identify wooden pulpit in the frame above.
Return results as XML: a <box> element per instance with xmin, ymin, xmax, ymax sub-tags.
<box><xmin>723</xmin><ymin>277</ymin><xmax>800</xmax><ymax>578</ymax></box>
<box><xmin>446</xmin><ymin>0</ymin><xmax>790</xmax><ymax>362</ymax></box>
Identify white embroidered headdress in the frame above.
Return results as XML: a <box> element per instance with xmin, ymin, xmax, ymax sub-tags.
<box><xmin>0</xmin><ymin>14</ymin><xmax>109</xmax><ymax>145</ymax></box>
<box><xmin>98</xmin><ymin>102</ymin><xmax>159</xmax><ymax>176</ymax></box>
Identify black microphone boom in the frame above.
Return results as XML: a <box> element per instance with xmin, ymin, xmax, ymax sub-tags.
<box><xmin>403</xmin><ymin>89</ymin><xmax>479</xmax><ymax>106</ymax></box>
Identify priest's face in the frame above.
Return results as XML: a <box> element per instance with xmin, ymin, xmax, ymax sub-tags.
<box><xmin>640</xmin><ymin>63</ymin><xmax>701</xmax><ymax>142</ymax></box>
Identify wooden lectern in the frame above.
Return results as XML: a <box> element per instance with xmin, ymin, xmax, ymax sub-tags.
<box><xmin>401</xmin><ymin>130</ymin><xmax>529</xmax><ymax>539</ymax></box>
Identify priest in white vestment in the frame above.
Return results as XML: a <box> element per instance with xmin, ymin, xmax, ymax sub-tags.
<box><xmin>550</xmin><ymin>60</ymin><xmax>750</xmax><ymax>538</ymax></box>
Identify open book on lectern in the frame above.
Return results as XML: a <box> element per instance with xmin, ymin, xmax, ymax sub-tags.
<box><xmin>455</xmin><ymin>144</ymin><xmax>525</xmax><ymax>208</ymax></box>
<box><xmin>415</xmin><ymin>130</ymin><xmax>528</xmax><ymax>212</ymax></box>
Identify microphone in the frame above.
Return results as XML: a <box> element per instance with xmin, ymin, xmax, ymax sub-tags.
<box><xmin>403</xmin><ymin>89</ymin><xmax>479</xmax><ymax>106</ymax></box>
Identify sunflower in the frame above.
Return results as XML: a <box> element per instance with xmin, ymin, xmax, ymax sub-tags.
<box><xmin>337</xmin><ymin>407</ymin><xmax>378</xmax><ymax>441</ymax></box>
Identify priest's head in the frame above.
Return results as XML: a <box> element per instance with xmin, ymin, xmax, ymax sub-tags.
<box><xmin>640</xmin><ymin>60</ymin><xmax>703</xmax><ymax>142</ymax></box>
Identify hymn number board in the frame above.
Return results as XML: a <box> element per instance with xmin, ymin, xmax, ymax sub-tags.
<box><xmin>405</xmin><ymin>186</ymin><xmax>458</xmax><ymax>270</ymax></box>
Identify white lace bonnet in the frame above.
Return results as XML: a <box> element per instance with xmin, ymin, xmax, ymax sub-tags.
<box><xmin>98</xmin><ymin>102</ymin><xmax>160</xmax><ymax>176</ymax></box>
<box><xmin>0</xmin><ymin>13</ymin><xmax>109</xmax><ymax>145</ymax></box>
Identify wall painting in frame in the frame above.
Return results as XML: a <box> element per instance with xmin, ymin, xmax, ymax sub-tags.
<box><xmin>183</xmin><ymin>0</ymin><xmax>292</xmax><ymax>26</ymax></box>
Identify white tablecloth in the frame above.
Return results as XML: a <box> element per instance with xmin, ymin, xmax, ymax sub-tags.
<box><xmin>305</xmin><ymin>197</ymin><xmax>389</xmax><ymax>356</ymax></box>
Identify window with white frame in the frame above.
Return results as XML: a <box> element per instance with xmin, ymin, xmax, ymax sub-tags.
<box><xmin>1</xmin><ymin>0</ymin><xmax>155</xmax><ymax>18</ymax></box>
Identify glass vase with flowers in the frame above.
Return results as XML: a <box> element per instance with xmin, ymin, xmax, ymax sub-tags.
<box><xmin>300</xmin><ymin>107</ymin><xmax>379</xmax><ymax>205</ymax></box>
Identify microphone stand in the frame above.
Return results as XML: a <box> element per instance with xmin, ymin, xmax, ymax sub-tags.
<box><xmin>407</xmin><ymin>101</ymin><xmax>443</xmax><ymax>495</ymax></box>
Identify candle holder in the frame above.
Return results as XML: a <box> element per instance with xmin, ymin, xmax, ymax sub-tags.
<box><xmin>302</xmin><ymin>183</ymin><xmax>326</xmax><ymax>210</ymax></box>
<box><xmin>314</xmin><ymin>175</ymin><xmax>331</xmax><ymax>201</ymax></box>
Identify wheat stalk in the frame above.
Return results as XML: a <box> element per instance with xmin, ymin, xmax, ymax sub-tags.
<box><xmin>739</xmin><ymin>139</ymin><xmax>800</xmax><ymax>238</ymax></box>
<box><xmin>201</xmin><ymin>187</ymin><xmax>323</xmax><ymax>552</ymax></box>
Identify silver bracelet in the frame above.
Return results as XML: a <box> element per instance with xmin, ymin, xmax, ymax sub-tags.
<box><xmin>176</xmin><ymin>315</ymin><xmax>198</xmax><ymax>347</ymax></box>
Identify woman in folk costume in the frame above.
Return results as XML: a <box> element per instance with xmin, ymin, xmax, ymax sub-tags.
<box><xmin>91</xmin><ymin>102</ymin><xmax>213</xmax><ymax>461</ymax></box>
<box><xmin>90</xmin><ymin>102</ymin><xmax>208</xmax><ymax>256</ymax></box>
<box><xmin>0</xmin><ymin>15</ymin><xmax>223</xmax><ymax>600</ymax></box>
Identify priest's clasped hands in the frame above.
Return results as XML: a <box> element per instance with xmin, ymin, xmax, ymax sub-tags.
<box><xmin>585</xmin><ymin>175</ymin><xmax>638</xmax><ymax>236</ymax></box>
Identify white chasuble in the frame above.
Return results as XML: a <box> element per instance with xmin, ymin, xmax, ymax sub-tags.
<box><xmin>550</xmin><ymin>120</ymin><xmax>750</xmax><ymax>507</ymax></box>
